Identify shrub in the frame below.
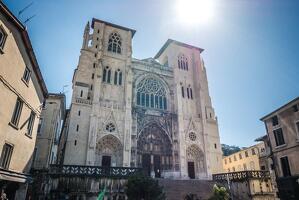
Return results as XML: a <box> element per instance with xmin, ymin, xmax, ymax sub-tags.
<box><xmin>125</xmin><ymin>174</ymin><xmax>165</xmax><ymax>200</ymax></box>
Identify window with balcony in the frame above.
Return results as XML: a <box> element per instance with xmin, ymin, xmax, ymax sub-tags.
<box><xmin>273</xmin><ymin>128</ymin><xmax>285</xmax><ymax>146</ymax></box>
<box><xmin>280</xmin><ymin>156</ymin><xmax>291</xmax><ymax>177</ymax></box>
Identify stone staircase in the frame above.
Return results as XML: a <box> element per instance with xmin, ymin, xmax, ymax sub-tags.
<box><xmin>158</xmin><ymin>179</ymin><xmax>216</xmax><ymax>200</ymax></box>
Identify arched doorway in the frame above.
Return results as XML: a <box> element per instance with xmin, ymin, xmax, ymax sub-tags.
<box><xmin>186</xmin><ymin>145</ymin><xmax>205</xmax><ymax>179</ymax></box>
<box><xmin>96</xmin><ymin>135</ymin><xmax>123</xmax><ymax>167</ymax></box>
<box><xmin>137</xmin><ymin>124</ymin><xmax>172</xmax><ymax>177</ymax></box>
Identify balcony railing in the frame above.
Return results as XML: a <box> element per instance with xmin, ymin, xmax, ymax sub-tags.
<box><xmin>75</xmin><ymin>98</ymin><xmax>92</xmax><ymax>105</ymax></box>
<box><xmin>213</xmin><ymin>170</ymin><xmax>270</xmax><ymax>181</ymax></box>
<box><xmin>49</xmin><ymin>164</ymin><xmax>142</xmax><ymax>178</ymax></box>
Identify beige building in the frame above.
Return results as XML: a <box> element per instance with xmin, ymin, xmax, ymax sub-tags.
<box><xmin>61</xmin><ymin>18</ymin><xmax>223</xmax><ymax>182</ymax></box>
<box><xmin>213</xmin><ymin>170</ymin><xmax>275</xmax><ymax>200</ymax></box>
<box><xmin>33</xmin><ymin>93</ymin><xmax>65</xmax><ymax>169</ymax></box>
<box><xmin>0</xmin><ymin>2</ymin><xmax>47</xmax><ymax>199</ymax></box>
<box><xmin>218</xmin><ymin>142</ymin><xmax>276</xmax><ymax>200</ymax></box>
<box><xmin>223</xmin><ymin>142</ymin><xmax>265</xmax><ymax>173</ymax></box>
<box><xmin>260</xmin><ymin>97</ymin><xmax>299</xmax><ymax>200</ymax></box>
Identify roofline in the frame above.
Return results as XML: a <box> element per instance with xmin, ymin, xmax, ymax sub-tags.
<box><xmin>255</xmin><ymin>135</ymin><xmax>267</xmax><ymax>142</ymax></box>
<box><xmin>260</xmin><ymin>96</ymin><xmax>299</xmax><ymax>121</ymax></box>
<box><xmin>47</xmin><ymin>93</ymin><xmax>66</xmax><ymax>117</ymax></box>
<box><xmin>222</xmin><ymin>142</ymin><xmax>264</xmax><ymax>158</ymax></box>
<box><xmin>91</xmin><ymin>18</ymin><xmax>136</xmax><ymax>37</ymax></box>
<box><xmin>48</xmin><ymin>93</ymin><xmax>66</xmax><ymax>97</ymax></box>
<box><xmin>154</xmin><ymin>39</ymin><xmax>205</xmax><ymax>59</ymax></box>
<box><xmin>0</xmin><ymin>2</ymin><xmax>48</xmax><ymax>97</ymax></box>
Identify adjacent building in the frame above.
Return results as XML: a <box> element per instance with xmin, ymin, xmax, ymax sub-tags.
<box><xmin>221</xmin><ymin>142</ymin><xmax>277</xmax><ymax>199</ymax></box>
<box><xmin>260</xmin><ymin>97</ymin><xmax>299</xmax><ymax>200</ymax></box>
<box><xmin>32</xmin><ymin>93</ymin><xmax>66</xmax><ymax>169</ymax></box>
<box><xmin>255</xmin><ymin>135</ymin><xmax>279</xmax><ymax>199</ymax></box>
<box><xmin>223</xmin><ymin>142</ymin><xmax>265</xmax><ymax>173</ymax></box>
<box><xmin>0</xmin><ymin>2</ymin><xmax>47</xmax><ymax>199</ymax></box>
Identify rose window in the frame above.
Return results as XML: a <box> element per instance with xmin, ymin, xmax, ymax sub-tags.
<box><xmin>189</xmin><ymin>132</ymin><xmax>196</xmax><ymax>141</ymax></box>
<box><xmin>105</xmin><ymin>123</ymin><xmax>116</xmax><ymax>132</ymax></box>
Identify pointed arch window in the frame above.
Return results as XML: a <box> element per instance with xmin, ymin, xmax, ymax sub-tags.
<box><xmin>103</xmin><ymin>66</ymin><xmax>111</xmax><ymax>83</ymax></box>
<box><xmin>178</xmin><ymin>54</ymin><xmax>188</xmax><ymax>71</ymax></box>
<box><xmin>114</xmin><ymin>69</ymin><xmax>123</xmax><ymax>86</ymax></box>
<box><xmin>181</xmin><ymin>86</ymin><xmax>185</xmax><ymax>98</ymax></box>
<box><xmin>108</xmin><ymin>32</ymin><xmax>122</xmax><ymax>54</ymax></box>
<box><xmin>187</xmin><ymin>85</ymin><xmax>193</xmax><ymax>99</ymax></box>
<box><xmin>136</xmin><ymin>77</ymin><xmax>167</xmax><ymax>110</ymax></box>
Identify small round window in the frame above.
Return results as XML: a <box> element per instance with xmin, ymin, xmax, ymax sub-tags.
<box><xmin>189</xmin><ymin>132</ymin><xmax>196</xmax><ymax>141</ymax></box>
<box><xmin>105</xmin><ymin>123</ymin><xmax>116</xmax><ymax>132</ymax></box>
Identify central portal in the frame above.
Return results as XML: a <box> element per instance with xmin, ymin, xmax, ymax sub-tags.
<box><xmin>137</xmin><ymin>124</ymin><xmax>172</xmax><ymax>178</ymax></box>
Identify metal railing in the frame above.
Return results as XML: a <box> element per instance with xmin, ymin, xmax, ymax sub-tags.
<box><xmin>213</xmin><ymin>170</ymin><xmax>270</xmax><ymax>181</ymax></box>
<box><xmin>49</xmin><ymin>164</ymin><xmax>142</xmax><ymax>178</ymax></box>
<box><xmin>75</xmin><ymin>98</ymin><xmax>92</xmax><ymax>105</ymax></box>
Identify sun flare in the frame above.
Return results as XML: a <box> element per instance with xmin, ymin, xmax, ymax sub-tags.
<box><xmin>176</xmin><ymin>0</ymin><xmax>215</xmax><ymax>25</ymax></box>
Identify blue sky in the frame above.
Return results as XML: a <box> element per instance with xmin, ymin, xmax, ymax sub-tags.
<box><xmin>5</xmin><ymin>0</ymin><xmax>299</xmax><ymax>147</ymax></box>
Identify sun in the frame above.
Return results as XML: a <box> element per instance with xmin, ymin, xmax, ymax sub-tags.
<box><xmin>176</xmin><ymin>0</ymin><xmax>215</xmax><ymax>25</ymax></box>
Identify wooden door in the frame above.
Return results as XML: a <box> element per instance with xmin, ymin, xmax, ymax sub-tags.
<box><xmin>102</xmin><ymin>156</ymin><xmax>111</xmax><ymax>167</ymax></box>
<box><xmin>188</xmin><ymin>162</ymin><xmax>195</xmax><ymax>179</ymax></box>
<box><xmin>142</xmin><ymin>154</ymin><xmax>151</xmax><ymax>176</ymax></box>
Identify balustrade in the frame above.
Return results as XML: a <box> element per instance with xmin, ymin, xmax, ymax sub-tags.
<box><xmin>212</xmin><ymin>170</ymin><xmax>270</xmax><ymax>181</ymax></box>
<box><xmin>49</xmin><ymin>164</ymin><xmax>142</xmax><ymax>178</ymax></box>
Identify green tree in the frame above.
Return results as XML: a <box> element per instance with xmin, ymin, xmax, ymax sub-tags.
<box><xmin>125</xmin><ymin>174</ymin><xmax>166</xmax><ymax>200</ymax></box>
<box><xmin>208</xmin><ymin>184</ymin><xmax>230</xmax><ymax>200</ymax></box>
<box><xmin>221</xmin><ymin>144</ymin><xmax>241</xmax><ymax>156</ymax></box>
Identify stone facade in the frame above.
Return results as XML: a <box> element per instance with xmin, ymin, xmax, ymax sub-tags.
<box><xmin>0</xmin><ymin>2</ymin><xmax>47</xmax><ymax>199</ymax></box>
<box><xmin>260</xmin><ymin>97</ymin><xmax>299</xmax><ymax>200</ymax></box>
<box><xmin>223</xmin><ymin>143</ymin><xmax>265</xmax><ymax>172</ymax></box>
<box><xmin>33</xmin><ymin>93</ymin><xmax>65</xmax><ymax>169</ymax></box>
<box><xmin>62</xmin><ymin>18</ymin><xmax>222</xmax><ymax>180</ymax></box>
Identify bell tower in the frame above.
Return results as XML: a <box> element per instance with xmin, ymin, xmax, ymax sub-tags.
<box><xmin>63</xmin><ymin>19</ymin><xmax>136</xmax><ymax>167</ymax></box>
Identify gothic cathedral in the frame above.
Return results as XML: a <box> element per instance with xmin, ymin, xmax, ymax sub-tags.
<box><xmin>63</xmin><ymin>18</ymin><xmax>223</xmax><ymax>179</ymax></box>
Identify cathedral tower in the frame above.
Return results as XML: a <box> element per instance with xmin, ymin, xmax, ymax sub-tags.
<box><xmin>63</xmin><ymin>19</ymin><xmax>135</xmax><ymax>167</ymax></box>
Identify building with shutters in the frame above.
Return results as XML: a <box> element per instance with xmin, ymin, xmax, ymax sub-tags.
<box><xmin>260</xmin><ymin>97</ymin><xmax>299</xmax><ymax>200</ymax></box>
<box><xmin>0</xmin><ymin>2</ymin><xmax>47</xmax><ymax>199</ymax></box>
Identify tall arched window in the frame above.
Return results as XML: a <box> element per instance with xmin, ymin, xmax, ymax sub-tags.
<box><xmin>108</xmin><ymin>32</ymin><xmax>121</xmax><ymax>54</ymax></box>
<box><xmin>114</xmin><ymin>69</ymin><xmax>122</xmax><ymax>86</ymax></box>
<box><xmin>178</xmin><ymin>54</ymin><xmax>188</xmax><ymax>71</ymax></box>
<box><xmin>187</xmin><ymin>85</ymin><xmax>193</xmax><ymax>99</ymax></box>
<box><xmin>103</xmin><ymin>66</ymin><xmax>111</xmax><ymax>83</ymax></box>
<box><xmin>136</xmin><ymin>78</ymin><xmax>167</xmax><ymax>110</ymax></box>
